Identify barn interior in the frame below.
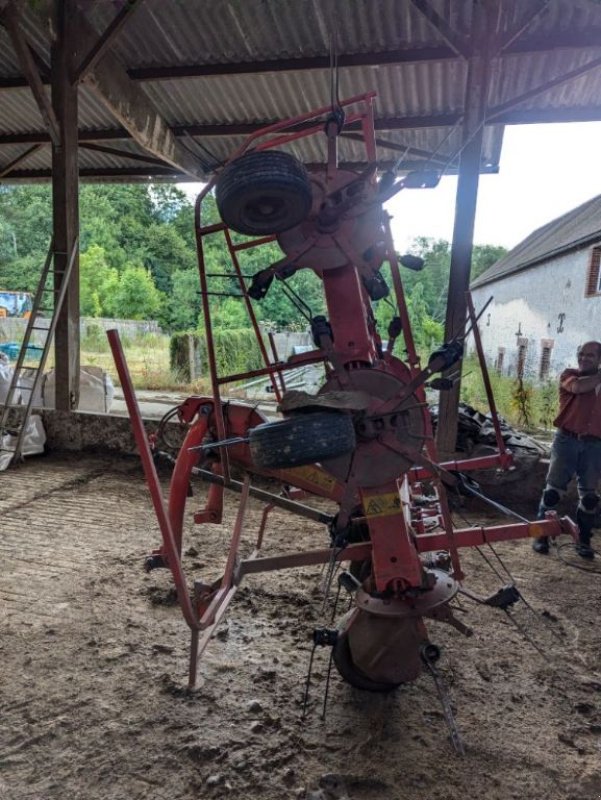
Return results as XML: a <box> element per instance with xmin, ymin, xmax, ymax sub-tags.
<box><xmin>1</xmin><ymin>2</ymin><xmax>601</xmax><ymax>799</ymax></box>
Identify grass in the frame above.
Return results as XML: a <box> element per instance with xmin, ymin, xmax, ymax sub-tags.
<box><xmin>21</xmin><ymin>329</ymin><xmax>210</xmax><ymax>393</ymax></box>
<box><xmin>460</xmin><ymin>355</ymin><xmax>558</xmax><ymax>432</ymax></box>
<box><xmin>5</xmin><ymin>328</ymin><xmax>559</xmax><ymax>427</ymax></box>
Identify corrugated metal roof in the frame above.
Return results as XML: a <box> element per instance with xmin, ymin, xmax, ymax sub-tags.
<box><xmin>471</xmin><ymin>194</ymin><xmax>601</xmax><ymax>288</ymax></box>
<box><xmin>0</xmin><ymin>0</ymin><xmax>600</xmax><ymax>181</ymax></box>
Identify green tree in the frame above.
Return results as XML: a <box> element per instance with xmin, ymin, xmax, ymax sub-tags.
<box><xmin>142</xmin><ymin>224</ymin><xmax>196</xmax><ymax>294</ymax></box>
<box><xmin>79</xmin><ymin>244</ymin><xmax>120</xmax><ymax>317</ymax></box>
<box><xmin>165</xmin><ymin>269</ymin><xmax>202</xmax><ymax>331</ymax></box>
<box><xmin>112</xmin><ymin>266</ymin><xmax>164</xmax><ymax>320</ymax></box>
<box><xmin>471</xmin><ymin>243</ymin><xmax>507</xmax><ymax>279</ymax></box>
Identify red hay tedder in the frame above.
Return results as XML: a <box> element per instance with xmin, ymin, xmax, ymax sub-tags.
<box><xmin>108</xmin><ymin>93</ymin><xmax>576</xmax><ymax>748</ymax></box>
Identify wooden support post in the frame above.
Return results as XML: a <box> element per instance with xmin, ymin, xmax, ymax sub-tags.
<box><xmin>435</xmin><ymin>2</ymin><xmax>491</xmax><ymax>456</ymax></box>
<box><xmin>51</xmin><ymin>0</ymin><xmax>80</xmax><ymax>410</ymax></box>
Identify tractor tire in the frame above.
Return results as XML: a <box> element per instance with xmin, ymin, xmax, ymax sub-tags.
<box><xmin>216</xmin><ymin>150</ymin><xmax>312</xmax><ymax>236</ymax></box>
<box><xmin>248</xmin><ymin>411</ymin><xmax>355</xmax><ymax>470</ymax></box>
<box><xmin>332</xmin><ymin>630</ymin><xmax>401</xmax><ymax>693</ymax></box>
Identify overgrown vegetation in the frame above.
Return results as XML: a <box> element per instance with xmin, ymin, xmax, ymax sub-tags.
<box><xmin>460</xmin><ymin>356</ymin><xmax>559</xmax><ymax>431</ymax></box>
<box><xmin>1</xmin><ymin>183</ymin><xmax>516</xmax><ymax>401</ymax></box>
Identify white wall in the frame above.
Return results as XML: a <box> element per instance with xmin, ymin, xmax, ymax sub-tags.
<box><xmin>469</xmin><ymin>241</ymin><xmax>601</xmax><ymax>380</ymax></box>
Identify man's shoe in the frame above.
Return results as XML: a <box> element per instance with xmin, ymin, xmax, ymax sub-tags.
<box><xmin>532</xmin><ymin>536</ymin><xmax>549</xmax><ymax>554</ymax></box>
<box><xmin>576</xmin><ymin>541</ymin><xmax>595</xmax><ymax>560</ymax></box>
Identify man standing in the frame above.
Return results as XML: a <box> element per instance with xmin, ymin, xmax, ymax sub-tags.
<box><xmin>533</xmin><ymin>341</ymin><xmax>601</xmax><ymax>560</ymax></box>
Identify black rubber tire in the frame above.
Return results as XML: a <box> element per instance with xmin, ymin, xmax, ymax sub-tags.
<box><xmin>249</xmin><ymin>411</ymin><xmax>355</xmax><ymax>470</ymax></box>
<box><xmin>216</xmin><ymin>150</ymin><xmax>312</xmax><ymax>235</ymax></box>
<box><xmin>332</xmin><ymin>631</ymin><xmax>401</xmax><ymax>693</ymax></box>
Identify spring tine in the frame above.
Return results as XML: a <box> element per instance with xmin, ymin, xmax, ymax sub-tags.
<box><xmin>503</xmin><ymin>609</ymin><xmax>547</xmax><ymax>657</ymax></box>
<box><xmin>321</xmin><ymin>649</ymin><xmax>336</xmax><ymax>721</ymax></box>
<box><xmin>301</xmin><ymin>642</ymin><xmax>318</xmax><ymax>720</ymax></box>
<box><xmin>423</xmin><ymin>656</ymin><xmax>465</xmax><ymax>755</ymax></box>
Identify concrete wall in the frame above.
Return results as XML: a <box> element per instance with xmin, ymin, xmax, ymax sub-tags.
<box><xmin>0</xmin><ymin>316</ymin><xmax>161</xmax><ymax>347</ymax></box>
<box><xmin>469</xmin><ymin>241</ymin><xmax>601</xmax><ymax>380</ymax></box>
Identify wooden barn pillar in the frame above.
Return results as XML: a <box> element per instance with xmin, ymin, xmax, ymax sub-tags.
<box><xmin>51</xmin><ymin>0</ymin><xmax>80</xmax><ymax>410</ymax></box>
<box><xmin>435</xmin><ymin>2</ymin><xmax>491</xmax><ymax>456</ymax></box>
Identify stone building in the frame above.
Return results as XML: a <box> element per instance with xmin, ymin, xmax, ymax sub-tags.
<box><xmin>469</xmin><ymin>194</ymin><xmax>601</xmax><ymax>381</ymax></box>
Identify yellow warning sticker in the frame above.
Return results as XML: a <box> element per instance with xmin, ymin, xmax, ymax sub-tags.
<box><xmin>283</xmin><ymin>465</ymin><xmax>336</xmax><ymax>492</ymax></box>
<box><xmin>363</xmin><ymin>492</ymin><xmax>402</xmax><ymax>518</ymax></box>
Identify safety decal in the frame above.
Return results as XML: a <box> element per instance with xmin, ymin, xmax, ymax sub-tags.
<box><xmin>363</xmin><ymin>491</ymin><xmax>401</xmax><ymax>518</ymax></box>
<box><xmin>283</xmin><ymin>465</ymin><xmax>336</xmax><ymax>491</ymax></box>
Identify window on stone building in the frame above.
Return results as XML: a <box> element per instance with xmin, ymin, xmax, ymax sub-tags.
<box><xmin>585</xmin><ymin>246</ymin><xmax>601</xmax><ymax>296</ymax></box>
<box><xmin>516</xmin><ymin>338</ymin><xmax>528</xmax><ymax>379</ymax></box>
<box><xmin>539</xmin><ymin>340</ymin><xmax>553</xmax><ymax>381</ymax></box>
<box><xmin>495</xmin><ymin>347</ymin><xmax>505</xmax><ymax>374</ymax></box>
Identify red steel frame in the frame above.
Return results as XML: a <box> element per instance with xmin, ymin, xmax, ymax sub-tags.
<box><xmin>109</xmin><ymin>93</ymin><xmax>577</xmax><ymax>688</ymax></box>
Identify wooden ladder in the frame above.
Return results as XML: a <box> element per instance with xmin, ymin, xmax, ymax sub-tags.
<box><xmin>0</xmin><ymin>237</ymin><xmax>78</xmax><ymax>467</ymax></box>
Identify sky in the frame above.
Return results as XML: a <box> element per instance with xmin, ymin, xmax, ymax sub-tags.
<box><xmin>386</xmin><ymin>121</ymin><xmax>601</xmax><ymax>253</ymax></box>
<box><xmin>179</xmin><ymin>121</ymin><xmax>601</xmax><ymax>255</ymax></box>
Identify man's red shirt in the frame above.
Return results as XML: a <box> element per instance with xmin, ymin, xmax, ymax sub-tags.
<box><xmin>554</xmin><ymin>368</ymin><xmax>601</xmax><ymax>437</ymax></box>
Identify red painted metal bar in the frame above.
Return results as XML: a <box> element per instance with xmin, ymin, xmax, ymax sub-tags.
<box><xmin>322</xmin><ymin>264</ymin><xmax>377</xmax><ymax>364</ymax></box>
<box><xmin>198</xmin><ymin>221</ymin><xmax>226</xmax><ymax>236</ymax></box>
<box><xmin>415</xmin><ymin>516</ymin><xmax>575</xmax><ymax>551</ymax></box>
<box><xmin>194</xmin><ymin>191</ymin><xmax>228</xmax><ymax>462</ymax></box>
<box><xmin>434</xmin><ymin>479</ymin><xmax>464</xmax><ymax>580</ymax></box>
<box><xmin>255</xmin><ymin>503</ymin><xmax>275</xmax><ymax>551</ymax></box>
<box><xmin>268</xmin><ymin>331</ymin><xmax>286</xmax><ymax>394</ymax></box>
<box><xmin>384</xmin><ymin>217</ymin><xmax>420</xmax><ymax>370</ymax></box>
<box><xmin>107</xmin><ymin>329</ymin><xmax>199</xmax><ymax>632</ymax></box>
<box><xmin>168</xmin><ymin>409</ymin><xmax>212</xmax><ymax>552</ymax></box>
<box><xmin>237</xmin><ymin>512</ymin><xmax>575</xmax><ymax>579</ymax></box>
<box><xmin>466</xmin><ymin>291</ymin><xmax>509</xmax><ymax>460</ymax></box>
<box><xmin>229</xmin><ymin>91</ymin><xmax>378</xmax><ymax>159</ymax></box>
<box><xmin>409</xmin><ymin>452</ymin><xmax>511</xmax><ymax>481</ymax></box>
<box><xmin>238</xmin><ymin>542</ymin><xmax>374</xmax><ymax>577</ymax></box>
<box><xmin>223</xmin><ymin>227</ymin><xmax>281</xmax><ymax>400</ymax></box>
<box><xmin>232</xmin><ymin>235</ymin><xmax>277</xmax><ymax>252</ymax></box>
<box><xmin>359</xmin><ymin>482</ymin><xmax>424</xmax><ymax>591</ymax></box>
<box><xmin>215</xmin><ymin>351</ymin><xmax>327</xmax><ymax>385</ymax></box>
<box><xmin>222</xmin><ymin>474</ymin><xmax>250</xmax><ymax>587</ymax></box>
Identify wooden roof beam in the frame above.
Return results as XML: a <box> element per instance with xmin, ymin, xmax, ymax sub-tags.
<box><xmin>2</xmin><ymin>101</ymin><xmax>601</xmax><ymax>150</ymax></box>
<box><xmin>0</xmin><ymin>113</ymin><xmax>464</xmax><ymax>145</ymax></box>
<box><xmin>0</xmin><ymin>143</ymin><xmax>43</xmax><ymax>177</ymax></box>
<box><xmin>0</xmin><ymin>3</ymin><xmax>59</xmax><ymax>144</ymax></box>
<box><xmin>74</xmin><ymin>0</ymin><xmax>144</xmax><ymax>84</ymax></box>
<box><xmin>1</xmin><ymin>31</ymin><xmax>601</xmax><ymax>91</ymax></box>
<box><xmin>488</xmin><ymin>53</ymin><xmax>601</xmax><ymax>122</ymax></box>
<box><xmin>2</xmin><ymin>159</ymin><xmax>490</xmax><ymax>183</ymax></box>
<box><xmin>408</xmin><ymin>0</ymin><xmax>471</xmax><ymax>59</ymax></box>
<box><xmin>78</xmin><ymin>141</ymin><xmax>171</xmax><ymax>167</ymax></box>
<box><xmin>495</xmin><ymin>0</ymin><xmax>553</xmax><ymax>55</ymax></box>
<box><xmin>68</xmin><ymin>5</ymin><xmax>205</xmax><ymax>178</ymax></box>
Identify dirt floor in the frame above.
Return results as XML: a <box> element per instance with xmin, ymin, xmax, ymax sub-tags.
<box><xmin>1</xmin><ymin>452</ymin><xmax>601</xmax><ymax>800</ymax></box>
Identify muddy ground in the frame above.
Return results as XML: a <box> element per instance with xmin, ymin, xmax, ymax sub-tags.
<box><xmin>1</xmin><ymin>453</ymin><xmax>601</xmax><ymax>800</ymax></box>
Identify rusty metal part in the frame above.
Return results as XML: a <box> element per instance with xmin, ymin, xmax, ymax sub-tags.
<box><xmin>318</xmin><ymin>364</ymin><xmax>428</xmax><ymax>487</ymax></box>
<box><xmin>340</xmin><ymin>608</ymin><xmax>425</xmax><ymax>685</ymax></box>
<box><xmin>354</xmin><ymin>569</ymin><xmax>459</xmax><ymax>617</ymax></box>
<box><xmin>278</xmin><ymin>168</ymin><xmax>385</xmax><ymax>274</ymax></box>
<box><xmin>334</xmin><ymin>570</ymin><xmax>459</xmax><ymax>686</ymax></box>
<box><xmin>278</xmin><ymin>388</ymin><xmax>372</xmax><ymax>413</ymax></box>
